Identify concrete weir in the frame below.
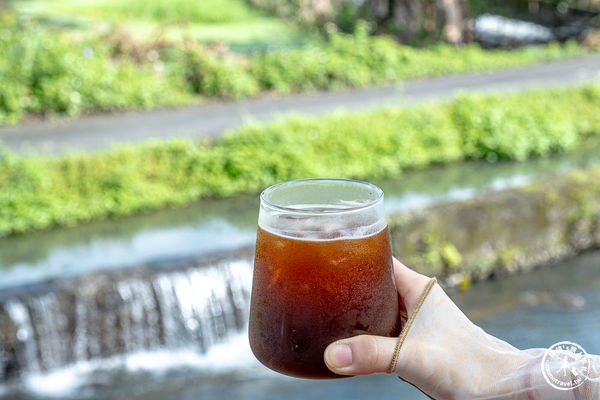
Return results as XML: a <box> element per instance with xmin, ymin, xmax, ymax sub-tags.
<box><xmin>0</xmin><ymin>248</ymin><xmax>254</xmax><ymax>381</ymax></box>
<box><xmin>390</xmin><ymin>166</ymin><xmax>600</xmax><ymax>285</ymax></box>
<box><xmin>0</xmin><ymin>167</ymin><xmax>599</xmax><ymax>382</ymax></box>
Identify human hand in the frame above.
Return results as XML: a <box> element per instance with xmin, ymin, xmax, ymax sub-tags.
<box><xmin>324</xmin><ymin>258</ymin><xmax>599</xmax><ymax>399</ymax></box>
<box><xmin>323</xmin><ymin>257</ymin><xmax>431</xmax><ymax>376</ymax></box>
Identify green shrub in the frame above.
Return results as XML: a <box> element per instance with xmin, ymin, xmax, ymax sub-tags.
<box><xmin>0</xmin><ymin>17</ymin><xmax>592</xmax><ymax>124</ymax></box>
<box><xmin>250</xmin><ymin>27</ymin><xmax>585</xmax><ymax>93</ymax></box>
<box><xmin>173</xmin><ymin>47</ymin><xmax>259</xmax><ymax>98</ymax></box>
<box><xmin>0</xmin><ymin>85</ymin><xmax>599</xmax><ymax>237</ymax></box>
<box><xmin>453</xmin><ymin>91</ymin><xmax>580</xmax><ymax>160</ymax></box>
<box><xmin>0</xmin><ymin>17</ymin><xmax>190</xmax><ymax>124</ymax></box>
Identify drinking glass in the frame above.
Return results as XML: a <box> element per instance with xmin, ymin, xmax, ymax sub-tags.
<box><xmin>248</xmin><ymin>178</ymin><xmax>399</xmax><ymax>379</ymax></box>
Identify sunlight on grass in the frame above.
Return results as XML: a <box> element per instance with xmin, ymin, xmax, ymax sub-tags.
<box><xmin>16</xmin><ymin>0</ymin><xmax>266</xmax><ymax>23</ymax></box>
<box><xmin>100</xmin><ymin>0</ymin><xmax>266</xmax><ymax>23</ymax></box>
<box><xmin>124</xmin><ymin>19</ymin><xmax>309</xmax><ymax>51</ymax></box>
<box><xmin>14</xmin><ymin>0</ymin><xmax>306</xmax><ymax>48</ymax></box>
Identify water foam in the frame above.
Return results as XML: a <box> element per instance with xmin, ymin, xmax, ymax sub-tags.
<box><xmin>10</xmin><ymin>332</ymin><xmax>258</xmax><ymax>399</ymax></box>
<box><xmin>124</xmin><ymin>332</ymin><xmax>257</xmax><ymax>373</ymax></box>
<box><xmin>24</xmin><ymin>363</ymin><xmax>93</xmax><ymax>398</ymax></box>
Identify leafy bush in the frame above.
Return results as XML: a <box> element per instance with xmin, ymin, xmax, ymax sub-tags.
<box><xmin>0</xmin><ymin>16</ymin><xmax>190</xmax><ymax>124</ymax></box>
<box><xmin>251</xmin><ymin>26</ymin><xmax>585</xmax><ymax>93</ymax></box>
<box><xmin>0</xmin><ymin>16</ymin><xmax>592</xmax><ymax>124</ymax></box>
<box><xmin>0</xmin><ymin>85</ymin><xmax>599</xmax><ymax>237</ymax></box>
<box><xmin>173</xmin><ymin>48</ymin><xmax>259</xmax><ymax>98</ymax></box>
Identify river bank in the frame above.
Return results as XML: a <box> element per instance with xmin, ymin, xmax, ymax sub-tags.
<box><xmin>3</xmin><ymin>54</ymin><xmax>600</xmax><ymax>154</ymax></box>
<box><xmin>2</xmin><ymin>84</ymin><xmax>600</xmax><ymax>239</ymax></box>
<box><xmin>2</xmin><ymin>141</ymin><xmax>599</xmax><ymax>289</ymax></box>
<box><xmin>391</xmin><ymin>166</ymin><xmax>600</xmax><ymax>287</ymax></box>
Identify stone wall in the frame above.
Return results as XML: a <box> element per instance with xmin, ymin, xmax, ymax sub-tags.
<box><xmin>388</xmin><ymin>167</ymin><xmax>600</xmax><ymax>288</ymax></box>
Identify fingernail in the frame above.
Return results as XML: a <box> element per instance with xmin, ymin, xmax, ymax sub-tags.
<box><xmin>325</xmin><ymin>343</ymin><xmax>352</xmax><ymax>369</ymax></box>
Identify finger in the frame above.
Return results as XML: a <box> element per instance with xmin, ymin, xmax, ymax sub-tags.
<box><xmin>392</xmin><ymin>257</ymin><xmax>430</xmax><ymax>315</ymax></box>
<box><xmin>324</xmin><ymin>334</ymin><xmax>398</xmax><ymax>376</ymax></box>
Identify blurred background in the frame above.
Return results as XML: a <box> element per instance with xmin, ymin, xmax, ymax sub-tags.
<box><xmin>1</xmin><ymin>0</ymin><xmax>600</xmax><ymax>399</ymax></box>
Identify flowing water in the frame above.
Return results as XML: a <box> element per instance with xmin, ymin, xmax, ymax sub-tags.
<box><xmin>0</xmin><ymin>249</ymin><xmax>598</xmax><ymax>400</ymax></box>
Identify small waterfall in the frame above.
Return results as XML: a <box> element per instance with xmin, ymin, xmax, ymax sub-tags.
<box><xmin>0</xmin><ymin>250</ymin><xmax>254</xmax><ymax>382</ymax></box>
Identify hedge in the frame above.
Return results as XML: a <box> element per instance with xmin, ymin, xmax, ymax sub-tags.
<box><xmin>1</xmin><ymin>84</ymin><xmax>599</xmax><ymax>237</ymax></box>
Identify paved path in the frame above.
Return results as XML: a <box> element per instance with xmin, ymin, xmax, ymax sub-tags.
<box><xmin>1</xmin><ymin>54</ymin><xmax>600</xmax><ymax>153</ymax></box>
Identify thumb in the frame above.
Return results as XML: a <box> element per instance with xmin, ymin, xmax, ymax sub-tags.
<box><xmin>324</xmin><ymin>335</ymin><xmax>398</xmax><ymax>376</ymax></box>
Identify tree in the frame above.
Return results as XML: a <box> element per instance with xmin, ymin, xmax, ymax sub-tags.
<box><xmin>364</xmin><ymin>0</ymin><xmax>470</xmax><ymax>44</ymax></box>
<box><xmin>440</xmin><ymin>0</ymin><xmax>469</xmax><ymax>44</ymax></box>
<box><xmin>247</xmin><ymin>0</ymin><xmax>471</xmax><ymax>44</ymax></box>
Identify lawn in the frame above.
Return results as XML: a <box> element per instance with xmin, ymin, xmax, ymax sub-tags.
<box><xmin>13</xmin><ymin>0</ymin><xmax>307</xmax><ymax>50</ymax></box>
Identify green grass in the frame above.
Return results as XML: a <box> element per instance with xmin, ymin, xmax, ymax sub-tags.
<box><xmin>14</xmin><ymin>0</ymin><xmax>304</xmax><ymax>47</ymax></box>
<box><xmin>17</xmin><ymin>0</ymin><xmax>267</xmax><ymax>24</ymax></box>
<box><xmin>103</xmin><ymin>0</ymin><xmax>265</xmax><ymax>23</ymax></box>
<box><xmin>116</xmin><ymin>19</ymin><xmax>309</xmax><ymax>52</ymax></box>
<box><xmin>1</xmin><ymin>84</ymin><xmax>599</xmax><ymax>237</ymax></box>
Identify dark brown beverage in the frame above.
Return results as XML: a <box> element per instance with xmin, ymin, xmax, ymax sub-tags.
<box><xmin>249</xmin><ymin>225</ymin><xmax>399</xmax><ymax>379</ymax></box>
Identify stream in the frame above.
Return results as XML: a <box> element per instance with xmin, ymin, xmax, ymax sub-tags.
<box><xmin>1</xmin><ymin>143</ymin><xmax>599</xmax><ymax>399</ymax></box>
<box><xmin>1</xmin><ymin>249</ymin><xmax>598</xmax><ymax>400</ymax></box>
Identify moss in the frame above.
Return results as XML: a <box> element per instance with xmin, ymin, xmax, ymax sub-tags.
<box><xmin>388</xmin><ymin>166</ymin><xmax>600</xmax><ymax>288</ymax></box>
<box><xmin>441</xmin><ymin>243</ymin><xmax>463</xmax><ymax>269</ymax></box>
<box><xmin>498</xmin><ymin>246</ymin><xmax>522</xmax><ymax>268</ymax></box>
<box><xmin>401</xmin><ymin>233</ymin><xmax>464</xmax><ymax>275</ymax></box>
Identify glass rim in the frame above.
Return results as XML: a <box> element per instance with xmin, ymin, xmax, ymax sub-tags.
<box><xmin>260</xmin><ymin>178</ymin><xmax>384</xmax><ymax>214</ymax></box>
